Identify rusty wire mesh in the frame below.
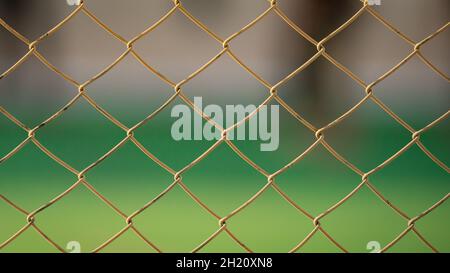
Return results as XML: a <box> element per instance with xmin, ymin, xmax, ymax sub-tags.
<box><xmin>0</xmin><ymin>0</ymin><xmax>449</xmax><ymax>253</ymax></box>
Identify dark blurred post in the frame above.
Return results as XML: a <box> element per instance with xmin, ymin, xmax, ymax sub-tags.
<box><xmin>280</xmin><ymin>0</ymin><xmax>352</xmax><ymax>120</ymax></box>
<box><xmin>0</xmin><ymin>1</ymin><xmax>33</xmax><ymax>98</ymax></box>
<box><xmin>0</xmin><ymin>1</ymin><xmax>31</xmax><ymax>54</ymax></box>
<box><xmin>306</xmin><ymin>0</ymin><xmax>352</xmax><ymax>112</ymax></box>
<box><xmin>0</xmin><ymin>0</ymin><xmax>62</xmax><ymax>104</ymax></box>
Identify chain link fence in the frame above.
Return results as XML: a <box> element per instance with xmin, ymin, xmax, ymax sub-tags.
<box><xmin>0</xmin><ymin>0</ymin><xmax>449</xmax><ymax>253</ymax></box>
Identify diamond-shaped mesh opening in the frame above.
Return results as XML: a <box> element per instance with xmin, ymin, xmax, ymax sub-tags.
<box><xmin>181</xmin><ymin>54</ymin><xmax>268</xmax><ymax>107</ymax></box>
<box><xmin>374</xmin><ymin>56</ymin><xmax>450</xmax><ymax>128</ymax></box>
<box><xmin>0</xmin><ymin>199</ymin><xmax>25</xmax><ymax>244</ymax></box>
<box><xmin>85</xmin><ymin>54</ymin><xmax>175</xmax><ymax>126</ymax></box>
<box><xmin>0</xmin><ymin>57</ymin><xmax>77</xmax><ymax>126</ymax></box>
<box><xmin>275</xmin><ymin>145</ymin><xmax>362</xmax><ymax>216</ymax></box>
<box><xmin>276</xmin><ymin>0</ymin><xmax>362</xmax><ymax>42</ymax></box>
<box><xmin>181</xmin><ymin>144</ymin><xmax>264</xmax><ymax>215</ymax></box>
<box><xmin>86</xmin><ymin>141</ymin><xmax>174</xmax><ymax>212</ymax></box>
<box><xmin>0</xmin><ymin>0</ymin><xmax>76</xmax><ymax>40</ymax></box>
<box><xmin>227</xmin><ymin>10</ymin><xmax>317</xmax><ymax>84</ymax></box>
<box><xmin>132</xmin><ymin>186</ymin><xmax>218</xmax><ymax>253</ymax></box>
<box><xmin>229</xmin><ymin>100</ymin><xmax>316</xmax><ymax>173</ymax></box>
<box><xmin>419</xmin><ymin>119</ymin><xmax>450</xmax><ymax>165</ymax></box>
<box><xmin>36</xmin><ymin>11</ymin><xmax>125</xmax><ymax>82</ymax></box>
<box><xmin>134</xmin><ymin>97</ymin><xmax>219</xmax><ymax>171</ymax></box>
<box><xmin>374</xmin><ymin>0</ymin><xmax>449</xmax><ymax>41</ymax></box>
<box><xmin>36</xmin><ymin>185</ymin><xmax>125</xmax><ymax>252</ymax></box>
<box><xmin>325</xmin><ymin>11</ymin><xmax>412</xmax><ymax>82</ymax></box>
<box><xmin>36</xmin><ymin>99</ymin><xmax>125</xmax><ymax>170</ymax></box>
<box><xmin>321</xmin><ymin>186</ymin><xmax>406</xmax><ymax>253</ymax></box>
<box><xmin>228</xmin><ymin>188</ymin><xmax>313</xmax><ymax>252</ymax></box>
<box><xmin>181</xmin><ymin>0</ymin><xmax>268</xmax><ymax>38</ymax></box>
<box><xmin>0</xmin><ymin>113</ymin><xmax>25</xmax><ymax>158</ymax></box>
<box><xmin>370</xmin><ymin>145</ymin><xmax>450</xmax><ymax>216</ymax></box>
<box><xmin>0</xmin><ymin>143</ymin><xmax>74</xmax><ymax>209</ymax></box>
<box><xmin>414</xmin><ymin>201</ymin><xmax>450</xmax><ymax>252</ymax></box>
<box><xmin>132</xmin><ymin>9</ymin><xmax>221</xmax><ymax>82</ymax></box>
<box><xmin>324</xmin><ymin>100</ymin><xmax>412</xmax><ymax>171</ymax></box>
<box><xmin>420</xmin><ymin>27</ymin><xmax>449</xmax><ymax>75</ymax></box>
<box><xmin>0</xmin><ymin>26</ymin><xmax>28</xmax><ymax>73</ymax></box>
<box><xmin>83</xmin><ymin>0</ymin><xmax>174</xmax><ymax>40</ymax></box>
<box><xmin>276</xmin><ymin>56</ymin><xmax>367</xmax><ymax>127</ymax></box>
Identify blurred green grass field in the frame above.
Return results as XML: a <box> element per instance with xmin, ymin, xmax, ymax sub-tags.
<box><xmin>0</xmin><ymin>95</ymin><xmax>449</xmax><ymax>253</ymax></box>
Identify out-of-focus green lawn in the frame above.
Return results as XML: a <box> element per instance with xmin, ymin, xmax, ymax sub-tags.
<box><xmin>0</xmin><ymin>97</ymin><xmax>449</xmax><ymax>253</ymax></box>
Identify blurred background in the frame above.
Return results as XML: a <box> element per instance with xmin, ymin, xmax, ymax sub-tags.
<box><xmin>0</xmin><ymin>0</ymin><xmax>449</xmax><ymax>252</ymax></box>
